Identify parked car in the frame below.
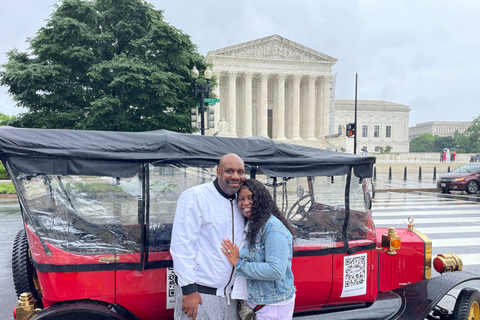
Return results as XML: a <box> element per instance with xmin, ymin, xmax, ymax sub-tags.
<box><xmin>437</xmin><ymin>163</ymin><xmax>480</xmax><ymax>194</ymax></box>
<box><xmin>471</xmin><ymin>154</ymin><xmax>480</xmax><ymax>162</ymax></box>
<box><xmin>0</xmin><ymin>126</ymin><xmax>479</xmax><ymax>320</ymax></box>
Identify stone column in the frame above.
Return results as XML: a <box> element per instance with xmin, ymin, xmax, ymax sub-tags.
<box><xmin>274</xmin><ymin>74</ymin><xmax>287</xmax><ymax>140</ymax></box>
<box><xmin>243</xmin><ymin>72</ymin><xmax>253</xmax><ymax>137</ymax></box>
<box><xmin>307</xmin><ymin>75</ymin><xmax>316</xmax><ymax>140</ymax></box>
<box><xmin>291</xmin><ymin>74</ymin><xmax>302</xmax><ymax>140</ymax></box>
<box><xmin>316</xmin><ymin>76</ymin><xmax>325</xmax><ymax>139</ymax></box>
<box><xmin>258</xmin><ymin>73</ymin><xmax>269</xmax><ymax>138</ymax></box>
<box><xmin>322</xmin><ymin>76</ymin><xmax>331</xmax><ymax>137</ymax></box>
<box><xmin>211</xmin><ymin>71</ymin><xmax>221</xmax><ymax>134</ymax></box>
<box><xmin>227</xmin><ymin>71</ymin><xmax>237</xmax><ymax>137</ymax></box>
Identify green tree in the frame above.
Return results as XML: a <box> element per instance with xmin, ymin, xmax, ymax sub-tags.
<box><xmin>433</xmin><ymin>136</ymin><xmax>454</xmax><ymax>152</ymax></box>
<box><xmin>466</xmin><ymin>115</ymin><xmax>480</xmax><ymax>152</ymax></box>
<box><xmin>410</xmin><ymin>134</ymin><xmax>435</xmax><ymax>152</ymax></box>
<box><xmin>0</xmin><ymin>112</ymin><xmax>16</xmax><ymax>126</ymax></box>
<box><xmin>0</xmin><ymin>0</ymin><xmax>206</xmax><ymax>132</ymax></box>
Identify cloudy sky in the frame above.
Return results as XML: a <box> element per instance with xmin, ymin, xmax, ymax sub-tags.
<box><xmin>1</xmin><ymin>0</ymin><xmax>479</xmax><ymax>127</ymax></box>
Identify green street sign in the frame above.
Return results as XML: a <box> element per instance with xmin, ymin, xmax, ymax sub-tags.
<box><xmin>204</xmin><ymin>98</ymin><xmax>220</xmax><ymax>104</ymax></box>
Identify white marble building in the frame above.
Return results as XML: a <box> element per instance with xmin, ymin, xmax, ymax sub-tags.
<box><xmin>204</xmin><ymin>35</ymin><xmax>411</xmax><ymax>153</ymax></box>
<box><xmin>335</xmin><ymin>100</ymin><xmax>411</xmax><ymax>153</ymax></box>
<box><xmin>409</xmin><ymin>121</ymin><xmax>472</xmax><ymax>140</ymax></box>
<box><xmin>206</xmin><ymin>35</ymin><xmax>337</xmax><ymax>140</ymax></box>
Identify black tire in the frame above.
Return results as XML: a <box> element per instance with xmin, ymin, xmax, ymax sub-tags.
<box><xmin>453</xmin><ymin>288</ymin><xmax>480</xmax><ymax>320</ymax></box>
<box><xmin>12</xmin><ymin>229</ymin><xmax>43</xmax><ymax>305</ymax></box>
<box><xmin>34</xmin><ymin>300</ymin><xmax>138</xmax><ymax>320</ymax></box>
<box><xmin>466</xmin><ymin>180</ymin><xmax>479</xmax><ymax>194</ymax></box>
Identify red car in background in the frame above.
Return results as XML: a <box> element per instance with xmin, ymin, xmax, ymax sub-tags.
<box><xmin>437</xmin><ymin>163</ymin><xmax>480</xmax><ymax>194</ymax></box>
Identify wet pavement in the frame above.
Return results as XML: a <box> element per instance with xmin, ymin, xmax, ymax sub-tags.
<box><xmin>0</xmin><ymin>199</ymin><xmax>24</xmax><ymax>320</ymax></box>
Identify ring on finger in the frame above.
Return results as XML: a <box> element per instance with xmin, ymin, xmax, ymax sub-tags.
<box><xmin>227</xmin><ymin>249</ymin><xmax>231</xmax><ymax>253</ymax></box>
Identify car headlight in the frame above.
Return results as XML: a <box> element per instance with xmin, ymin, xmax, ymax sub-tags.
<box><xmin>452</xmin><ymin>178</ymin><xmax>464</xmax><ymax>182</ymax></box>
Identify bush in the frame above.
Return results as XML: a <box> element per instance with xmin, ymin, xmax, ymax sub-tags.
<box><xmin>0</xmin><ymin>183</ymin><xmax>16</xmax><ymax>194</ymax></box>
<box><xmin>0</xmin><ymin>165</ymin><xmax>10</xmax><ymax>180</ymax></box>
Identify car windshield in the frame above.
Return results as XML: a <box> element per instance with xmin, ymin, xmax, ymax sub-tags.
<box><xmin>452</xmin><ymin>164</ymin><xmax>480</xmax><ymax>174</ymax></box>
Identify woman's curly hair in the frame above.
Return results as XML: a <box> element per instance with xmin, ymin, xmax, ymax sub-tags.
<box><xmin>241</xmin><ymin>179</ymin><xmax>295</xmax><ymax>247</ymax></box>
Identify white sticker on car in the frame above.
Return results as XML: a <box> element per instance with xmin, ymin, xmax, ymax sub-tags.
<box><xmin>167</xmin><ymin>267</ymin><xmax>176</xmax><ymax>309</ymax></box>
<box><xmin>341</xmin><ymin>253</ymin><xmax>367</xmax><ymax>297</ymax></box>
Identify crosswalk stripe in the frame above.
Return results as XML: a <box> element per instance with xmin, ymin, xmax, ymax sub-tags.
<box><xmin>402</xmin><ymin>226</ymin><xmax>480</xmax><ymax>234</ymax></box>
<box><xmin>373</xmin><ymin>210</ymin><xmax>480</xmax><ymax>217</ymax></box>
<box><xmin>456</xmin><ymin>253</ymin><xmax>480</xmax><ymax>266</ymax></box>
<box><xmin>432</xmin><ymin>238</ymin><xmax>480</xmax><ymax>247</ymax></box>
<box><xmin>374</xmin><ymin>217</ymin><xmax>480</xmax><ymax>224</ymax></box>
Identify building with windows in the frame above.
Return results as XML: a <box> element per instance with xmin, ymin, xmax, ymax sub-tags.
<box><xmin>334</xmin><ymin>100</ymin><xmax>411</xmax><ymax>153</ymax></box>
<box><xmin>409</xmin><ymin>121</ymin><xmax>472</xmax><ymax>140</ymax></box>
<box><xmin>204</xmin><ymin>35</ymin><xmax>411</xmax><ymax>153</ymax></box>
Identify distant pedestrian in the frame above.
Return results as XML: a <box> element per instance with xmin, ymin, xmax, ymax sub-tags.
<box><xmin>440</xmin><ymin>151</ymin><xmax>443</xmax><ymax>162</ymax></box>
<box><xmin>442</xmin><ymin>150</ymin><xmax>447</xmax><ymax>162</ymax></box>
<box><xmin>361</xmin><ymin>148</ymin><xmax>368</xmax><ymax>156</ymax></box>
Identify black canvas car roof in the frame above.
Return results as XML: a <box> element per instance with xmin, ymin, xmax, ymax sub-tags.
<box><xmin>0</xmin><ymin>126</ymin><xmax>375</xmax><ymax>178</ymax></box>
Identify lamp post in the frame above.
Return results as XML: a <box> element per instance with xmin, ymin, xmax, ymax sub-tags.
<box><xmin>191</xmin><ymin>66</ymin><xmax>212</xmax><ymax>135</ymax></box>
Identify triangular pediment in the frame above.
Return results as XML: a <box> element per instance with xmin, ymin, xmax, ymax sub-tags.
<box><xmin>207</xmin><ymin>35</ymin><xmax>337</xmax><ymax>63</ymax></box>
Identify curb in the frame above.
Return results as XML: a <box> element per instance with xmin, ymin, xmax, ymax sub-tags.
<box><xmin>0</xmin><ymin>194</ymin><xmax>17</xmax><ymax>199</ymax></box>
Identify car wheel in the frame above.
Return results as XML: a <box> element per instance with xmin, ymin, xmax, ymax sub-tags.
<box><xmin>452</xmin><ymin>288</ymin><xmax>480</xmax><ymax>320</ymax></box>
<box><xmin>34</xmin><ymin>300</ymin><xmax>138</xmax><ymax>320</ymax></box>
<box><xmin>12</xmin><ymin>229</ymin><xmax>43</xmax><ymax>306</ymax></box>
<box><xmin>441</xmin><ymin>189</ymin><xmax>450</xmax><ymax>194</ymax></box>
<box><xmin>466</xmin><ymin>180</ymin><xmax>479</xmax><ymax>194</ymax></box>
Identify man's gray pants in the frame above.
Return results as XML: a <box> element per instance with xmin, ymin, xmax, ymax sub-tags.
<box><xmin>174</xmin><ymin>285</ymin><xmax>239</xmax><ymax>320</ymax></box>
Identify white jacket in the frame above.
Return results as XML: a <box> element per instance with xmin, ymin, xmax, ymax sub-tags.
<box><xmin>170</xmin><ymin>180</ymin><xmax>245</xmax><ymax>296</ymax></box>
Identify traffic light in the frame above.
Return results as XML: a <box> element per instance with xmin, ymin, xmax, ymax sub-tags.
<box><xmin>207</xmin><ymin>107</ymin><xmax>215</xmax><ymax>129</ymax></box>
<box><xmin>346</xmin><ymin>123</ymin><xmax>355</xmax><ymax>137</ymax></box>
<box><xmin>191</xmin><ymin>108</ymin><xmax>198</xmax><ymax>128</ymax></box>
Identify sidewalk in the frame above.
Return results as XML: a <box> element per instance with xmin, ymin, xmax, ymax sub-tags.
<box><xmin>372</xmin><ymin>160</ymin><xmax>458</xmax><ymax>192</ymax></box>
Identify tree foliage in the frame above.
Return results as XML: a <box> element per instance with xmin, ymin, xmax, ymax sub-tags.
<box><xmin>410</xmin><ymin>134</ymin><xmax>435</xmax><ymax>152</ymax></box>
<box><xmin>0</xmin><ymin>0</ymin><xmax>207</xmax><ymax>132</ymax></box>
<box><xmin>0</xmin><ymin>112</ymin><xmax>16</xmax><ymax>126</ymax></box>
<box><xmin>409</xmin><ymin>117</ymin><xmax>480</xmax><ymax>154</ymax></box>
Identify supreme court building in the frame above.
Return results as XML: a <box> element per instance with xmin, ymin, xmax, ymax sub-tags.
<box><xmin>205</xmin><ymin>35</ymin><xmax>410</xmax><ymax>153</ymax></box>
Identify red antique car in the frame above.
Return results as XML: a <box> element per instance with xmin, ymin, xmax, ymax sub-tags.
<box><xmin>0</xmin><ymin>127</ymin><xmax>479</xmax><ymax>320</ymax></box>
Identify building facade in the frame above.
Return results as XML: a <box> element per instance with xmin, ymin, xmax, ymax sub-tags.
<box><xmin>206</xmin><ymin>35</ymin><xmax>337</xmax><ymax>140</ymax></box>
<box><xmin>335</xmin><ymin>100</ymin><xmax>411</xmax><ymax>153</ymax></box>
<box><xmin>204</xmin><ymin>35</ymin><xmax>411</xmax><ymax>153</ymax></box>
<box><xmin>409</xmin><ymin>121</ymin><xmax>472</xmax><ymax>140</ymax></box>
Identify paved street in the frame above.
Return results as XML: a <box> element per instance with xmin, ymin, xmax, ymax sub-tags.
<box><xmin>0</xmin><ymin>191</ymin><xmax>479</xmax><ymax>319</ymax></box>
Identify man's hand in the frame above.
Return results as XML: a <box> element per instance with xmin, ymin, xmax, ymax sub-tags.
<box><xmin>182</xmin><ymin>291</ymin><xmax>202</xmax><ymax>320</ymax></box>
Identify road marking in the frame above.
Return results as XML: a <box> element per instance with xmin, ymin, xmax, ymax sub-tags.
<box><xmin>373</xmin><ymin>209</ymin><xmax>480</xmax><ymax>217</ymax></box>
<box><xmin>374</xmin><ymin>216</ymin><xmax>480</xmax><ymax>224</ymax></box>
<box><xmin>432</xmin><ymin>238</ymin><xmax>480</xmax><ymax>247</ymax></box>
<box><xmin>455</xmin><ymin>253</ymin><xmax>480</xmax><ymax>266</ymax></box>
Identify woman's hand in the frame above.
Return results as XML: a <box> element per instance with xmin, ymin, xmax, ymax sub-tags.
<box><xmin>221</xmin><ymin>238</ymin><xmax>240</xmax><ymax>266</ymax></box>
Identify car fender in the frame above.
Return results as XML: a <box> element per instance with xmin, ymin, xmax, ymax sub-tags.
<box><xmin>391</xmin><ymin>271</ymin><xmax>480</xmax><ymax>320</ymax></box>
<box><xmin>294</xmin><ymin>271</ymin><xmax>480</xmax><ymax>320</ymax></box>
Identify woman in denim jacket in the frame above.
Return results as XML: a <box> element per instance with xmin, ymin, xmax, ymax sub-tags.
<box><xmin>222</xmin><ymin>179</ymin><xmax>296</xmax><ymax>320</ymax></box>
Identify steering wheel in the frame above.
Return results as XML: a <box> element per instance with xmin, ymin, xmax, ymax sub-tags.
<box><xmin>287</xmin><ymin>194</ymin><xmax>315</xmax><ymax>222</ymax></box>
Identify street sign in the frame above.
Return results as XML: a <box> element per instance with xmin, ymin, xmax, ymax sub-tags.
<box><xmin>204</xmin><ymin>98</ymin><xmax>220</xmax><ymax>104</ymax></box>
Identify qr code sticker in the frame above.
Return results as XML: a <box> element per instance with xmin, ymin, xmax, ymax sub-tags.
<box><xmin>166</xmin><ymin>268</ymin><xmax>176</xmax><ymax>309</ymax></box>
<box><xmin>341</xmin><ymin>253</ymin><xmax>367</xmax><ymax>297</ymax></box>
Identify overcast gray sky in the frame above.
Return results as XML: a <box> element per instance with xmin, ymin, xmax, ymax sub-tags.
<box><xmin>1</xmin><ymin>0</ymin><xmax>479</xmax><ymax>127</ymax></box>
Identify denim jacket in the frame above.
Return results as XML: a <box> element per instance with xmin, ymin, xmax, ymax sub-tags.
<box><xmin>235</xmin><ymin>215</ymin><xmax>296</xmax><ymax>304</ymax></box>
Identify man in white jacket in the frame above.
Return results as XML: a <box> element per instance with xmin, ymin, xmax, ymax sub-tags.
<box><xmin>171</xmin><ymin>153</ymin><xmax>245</xmax><ymax>320</ymax></box>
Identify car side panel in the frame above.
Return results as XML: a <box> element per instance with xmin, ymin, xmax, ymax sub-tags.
<box><xmin>292</xmin><ymin>254</ymin><xmax>333</xmax><ymax>310</ymax></box>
